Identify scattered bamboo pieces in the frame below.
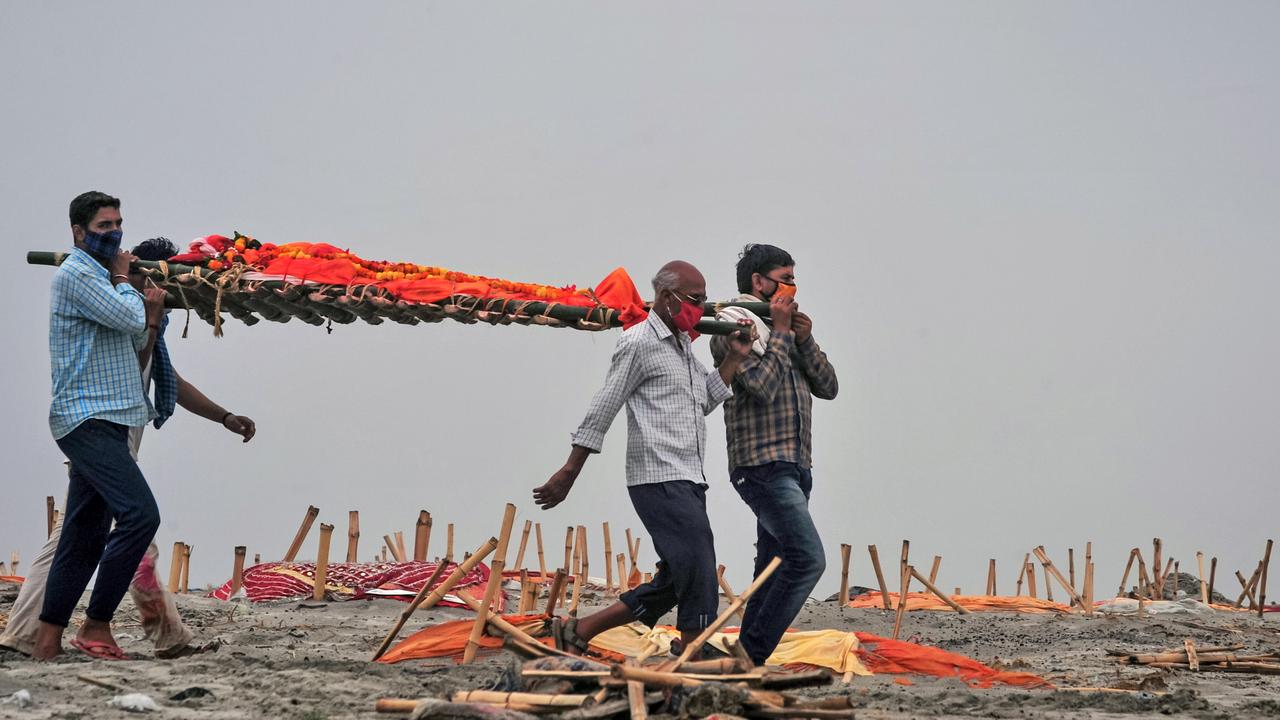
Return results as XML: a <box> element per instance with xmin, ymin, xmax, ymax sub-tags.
<box><xmin>716</xmin><ymin>565</ymin><xmax>746</xmax><ymax>623</ymax></box>
<box><xmin>1112</xmin><ymin>642</ymin><xmax>1279</xmax><ymax>675</ymax></box>
<box><xmin>535</xmin><ymin>522</ymin><xmax>547</xmax><ymax>577</ymax></box>
<box><xmin>514</xmin><ymin>519</ymin><xmax>533</xmax><ymax>572</ymax></box>
<box><xmin>671</xmin><ymin>556</ymin><xmax>782</xmax><ymax>670</ymax></box>
<box><xmin>284</xmin><ymin>505</ymin><xmax>320</xmax><ymax>562</ymax></box>
<box><xmin>371</xmin><ymin>537</ymin><xmax>494</xmax><ymax>661</ymax></box>
<box><xmin>867</xmin><ymin>544</ymin><xmax>890</xmax><ymax>610</ymax></box>
<box><xmin>463</xmin><ymin>503</ymin><xmax>518</xmax><ymax>664</ymax></box>
<box><xmin>1033</xmin><ymin>546</ymin><xmax>1087</xmax><ymax>613</ymax></box>
<box><xmin>909</xmin><ymin>566</ymin><xmax>970</xmax><ymax>614</ymax></box>
<box><xmin>892</xmin><ymin>564</ymin><xmax>912</xmax><ymax>640</ymax></box>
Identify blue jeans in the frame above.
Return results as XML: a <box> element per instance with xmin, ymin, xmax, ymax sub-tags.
<box><xmin>41</xmin><ymin>420</ymin><xmax>160</xmax><ymax>627</ymax></box>
<box><xmin>731</xmin><ymin>462</ymin><xmax>825</xmax><ymax>665</ymax></box>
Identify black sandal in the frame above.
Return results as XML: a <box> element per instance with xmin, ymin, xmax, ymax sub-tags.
<box><xmin>551</xmin><ymin>617</ymin><xmax>590</xmax><ymax>655</ymax></box>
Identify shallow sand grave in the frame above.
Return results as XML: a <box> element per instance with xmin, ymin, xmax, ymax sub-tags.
<box><xmin>1</xmin><ymin>588</ymin><xmax>1277</xmax><ymax>719</ymax></box>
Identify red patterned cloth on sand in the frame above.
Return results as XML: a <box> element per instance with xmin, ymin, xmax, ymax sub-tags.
<box><xmin>210</xmin><ymin>560</ymin><xmax>499</xmax><ymax>609</ymax></box>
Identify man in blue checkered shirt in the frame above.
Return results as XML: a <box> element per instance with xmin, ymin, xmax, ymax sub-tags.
<box><xmin>30</xmin><ymin>192</ymin><xmax>171</xmax><ymax>661</ymax></box>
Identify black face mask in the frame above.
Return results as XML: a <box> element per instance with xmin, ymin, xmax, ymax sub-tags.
<box><xmin>83</xmin><ymin>229</ymin><xmax>123</xmax><ymax>260</ymax></box>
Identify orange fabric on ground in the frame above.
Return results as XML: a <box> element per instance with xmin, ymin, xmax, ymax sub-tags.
<box><xmin>850</xmin><ymin>592</ymin><xmax>1072</xmax><ymax>614</ymax></box>
<box><xmin>855</xmin><ymin>633</ymin><xmax>1052</xmax><ymax>689</ymax></box>
<box><xmin>376</xmin><ymin>613</ymin><xmax>550</xmax><ymax>664</ymax></box>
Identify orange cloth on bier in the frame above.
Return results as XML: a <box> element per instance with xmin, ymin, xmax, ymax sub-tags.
<box><xmin>850</xmin><ymin>592</ymin><xmax>1072</xmax><ymax>614</ymax></box>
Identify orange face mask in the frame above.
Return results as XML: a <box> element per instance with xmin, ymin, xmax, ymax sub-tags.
<box><xmin>772</xmin><ymin>282</ymin><xmax>797</xmax><ymax>299</ymax></box>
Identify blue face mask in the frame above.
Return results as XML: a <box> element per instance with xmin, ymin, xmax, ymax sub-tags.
<box><xmin>83</xmin><ymin>229</ymin><xmax>123</xmax><ymax>260</ymax></box>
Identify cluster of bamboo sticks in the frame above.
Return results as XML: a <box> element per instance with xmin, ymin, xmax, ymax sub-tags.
<box><xmin>373</xmin><ymin>550</ymin><xmax>846</xmax><ymax>719</ymax></box>
<box><xmin>26</xmin><ymin>251</ymin><xmax>761</xmax><ymax>337</ymax></box>
<box><xmin>1110</xmin><ymin>640</ymin><xmax>1280</xmax><ymax>675</ymax></box>
<box><xmin>835</xmin><ymin>537</ymin><xmax>1277</xmax><ymax>637</ymax></box>
<box><xmin>0</xmin><ymin>552</ymin><xmax>19</xmax><ymax>578</ymax></box>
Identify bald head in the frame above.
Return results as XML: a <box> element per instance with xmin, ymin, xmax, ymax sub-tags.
<box><xmin>652</xmin><ymin>260</ymin><xmax>707</xmax><ymax>329</ymax></box>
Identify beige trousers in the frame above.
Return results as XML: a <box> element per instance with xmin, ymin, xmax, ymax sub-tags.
<box><xmin>0</xmin><ymin>516</ymin><xmax>192</xmax><ymax>656</ymax></box>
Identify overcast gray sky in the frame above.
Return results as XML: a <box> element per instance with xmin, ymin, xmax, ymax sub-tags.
<box><xmin>3</xmin><ymin>2</ymin><xmax>1277</xmax><ymax>600</ymax></box>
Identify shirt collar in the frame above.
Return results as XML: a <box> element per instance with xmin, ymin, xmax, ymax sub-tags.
<box><xmin>68</xmin><ymin>247</ymin><xmax>108</xmax><ymax>276</ymax></box>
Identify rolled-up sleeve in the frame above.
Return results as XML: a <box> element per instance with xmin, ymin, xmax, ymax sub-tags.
<box><xmin>572</xmin><ymin>335</ymin><xmax>642</xmax><ymax>452</ymax></box>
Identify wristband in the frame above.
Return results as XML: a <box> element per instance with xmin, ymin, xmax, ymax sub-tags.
<box><xmin>220</xmin><ymin>412</ymin><xmax>235</xmax><ymax>427</ymax></box>
<box><xmin>111</xmin><ymin>274</ymin><xmax>130</xmax><ymax>284</ymax></box>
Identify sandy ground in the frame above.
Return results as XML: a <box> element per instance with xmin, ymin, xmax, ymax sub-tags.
<box><xmin>2</xmin><ymin>584</ymin><xmax>1278</xmax><ymax>719</ymax></box>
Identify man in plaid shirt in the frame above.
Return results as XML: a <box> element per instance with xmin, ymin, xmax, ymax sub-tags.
<box><xmin>710</xmin><ymin>244</ymin><xmax>839</xmax><ymax>666</ymax></box>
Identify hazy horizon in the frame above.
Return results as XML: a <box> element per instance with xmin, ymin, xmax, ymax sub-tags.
<box><xmin>2</xmin><ymin>2</ymin><xmax>1277</xmax><ymax>603</ymax></box>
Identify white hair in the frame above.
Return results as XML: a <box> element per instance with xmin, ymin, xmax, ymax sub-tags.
<box><xmin>651</xmin><ymin>268</ymin><xmax>681</xmax><ymax>294</ymax></box>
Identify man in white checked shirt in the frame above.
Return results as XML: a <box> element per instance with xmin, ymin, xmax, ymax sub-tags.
<box><xmin>534</xmin><ymin>260</ymin><xmax>753</xmax><ymax>657</ymax></box>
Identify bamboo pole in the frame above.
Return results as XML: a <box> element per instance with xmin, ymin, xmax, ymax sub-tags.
<box><xmin>899</xmin><ymin>540</ymin><xmax>910</xmax><ymax>577</ymax></box>
<box><xmin>868</xmin><ymin>545</ymin><xmax>891</xmax><ymax>610</ymax></box>
<box><xmin>544</xmin><ymin>569</ymin><xmax>568</xmax><ymax>617</ymax></box>
<box><xmin>1259</xmin><ymin>539</ymin><xmax>1273</xmax><ymax>619</ymax></box>
<box><xmin>1026</xmin><ymin>562</ymin><xmax>1038</xmax><ymax>598</ymax></box>
<box><xmin>563</xmin><ymin>526</ymin><xmax>574</xmax><ymax>573</ymax></box>
<box><xmin>314</xmin><ymin>523</ymin><xmax>334</xmax><ymax>601</ymax></box>
<box><xmin>570</xmin><ymin>526</ymin><xmax>585</xmax><ymax>614</ymax></box>
<box><xmin>671</xmin><ymin>556</ymin><xmax>781</xmax><ymax>670</ymax></box>
<box><xmin>1068</xmin><ymin>548</ymin><xmax>1076</xmax><ymax>602</ymax></box>
<box><xmin>46</xmin><ymin>496</ymin><xmax>55</xmax><ymax>537</ymax></box>
<box><xmin>1043</xmin><ymin>563</ymin><xmax>1054</xmax><ymax>602</ymax></box>
<box><xmin>1209</xmin><ymin>557</ymin><xmax>1217</xmax><ymax>601</ymax></box>
<box><xmin>414</xmin><ymin>511</ymin><xmax>432</xmax><ymax>562</ymax></box>
<box><xmin>462</xmin><ymin>503</ymin><xmax>518</xmax><ymax>664</ymax></box>
<box><xmin>451</xmin><ymin>690</ymin><xmax>588</xmax><ymax>707</ymax></box>
<box><xmin>6</xmin><ymin>554</ymin><xmax>15</xmax><ymax>577</ymax></box>
<box><xmin>347</xmin><ymin>511</ymin><xmax>360</xmax><ymax>563</ymax></box>
<box><xmin>602</xmin><ymin>522</ymin><xmax>614</xmax><ymax>590</ymax></box>
<box><xmin>617</xmin><ymin>554</ymin><xmax>629</xmax><ymax>593</ymax></box>
<box><xmin>254</xmin><ymin>553</ymin><xmax>260</xmax><ymax>565</ymax></box>
<box><xmin>1152</xmin><ymin>538</ymin><xmax>1163</xmax><ymax>600</ymax></box>
<box><xmin>1118</xmin><ymin>548</ymin><xmax>1137</xmax><ymax>596</ymax></box>
<box><xmin>394</xmin><ymin>531</ymin><xmax>407</xmax><ymax>562</ymax></box>
<box><xmin>909</xmin><ymin>567</ymin><xmax>971</xmax><ymax>614</ymax></box>
<box><xmin>535</xmin><ymin>522</ymin><xmax>546</xmax><ymax>577</ymax></box>
<box><xmin>927</xmin><ymin>555</ymin><xmax>942</xmax><ymax>586</ymax></box>
<box><xmin>839</xmin><ymin>544</ymin><xmax>852</xmax><ymax>606</ymax></box>
<box><xmin>180</xmin><ymin>544</ymin><xmax>192</xmax><ymax>593</ymax></box>
<box><xmin>892</xmin><ymin>564</ymin><xmax>912</xmax><ymax>640</ymax></box>
<box><xmin>1136</xmin><ymin>549</ymin><xmax>1151</xmax><ymax>597</ymax></box>
<box><xmin>455</xmin><ymin>590</ymin><xmax>570</xmax><ymax>659</ymax></box>
<box><xmin>1033</xmin><ymin>546</ymin><xmax>1086</xmax><ymax>611</ymax></box>
<box><xmin>630</xmin><ymin>535</ymin><xmax>642</xmax><ymax>573</ymax></box>
<box><xmin>514</xmin><ymin>519</ymin><xmax>532</xmax><ymax>572</ymax></box>
<box><xmin>1196</xmin><ymin>552</ymin><xmax>1208</xmax><ymax>604</ymax></box>
<box><xmin>284</xmin><ymin>505</ymin><xmax>320</xmax><ymax>562</ymax></box>
<box><xmin>626</xmin><ymin>659</ymin><xmax>648</xmax><ymax>720</ymax></box>
<box><xmin>517</xmin><ymin>570</ymin><xmax>532</xmax><ymax>612</ymax></box>
<box><xmin>578</xmin><ymin>525</ymin><xmax>590</xmax><ymax>588</ymax></box>
<box><xmin>1017</xmin><ymin>552</ymin><xmax>1031</xmax><ymax>596</ymax></box>
<box><xmin>371</xmin><ymin>537</ymin><xmax>493</xmax><ymax>660</ymax></box>
<box><xmin>716</xmin><ymin>565</ymin><xmax>746</xmax><ymax>623</ymax></box>
<box><xmin>625</xmin><ymin>528</ymin><xmax>637</xmax><ymax>578</ymax></box>
<box><xmin>986</xmin><ymin>559</ymin><xmax>996</xmax><ymax>596</ymax></box>
<box><xmin>1084</xmin><ymin>561</ymin><xmax>1095</xmax><ymax>610</ymax></box>
<box><xmin>446</xmin><ymin>523</ymin><xmax>455</xmax><ymax>559</ymax></box>
<box><xmin>167</xmin><ymin>542</ymin><xmax>184</xmax><ymax>593</ymax></box>
<box><xmin>383</xmin><ymin>535</ymin><xmax>402</xmax><ymax>563</ymax></box>
<box><xmin>230</xmin><ymin>546</ymin><xmax>247</xmax><ymax>597</ymax></box>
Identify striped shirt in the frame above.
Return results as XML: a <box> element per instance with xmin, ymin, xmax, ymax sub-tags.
<box><xmin>49</xmin><ymin>248</ymin><xmax>154</xmax><ymax>439</ymax></box>
<box><xmin>710</xmin><ymin>320</ymin><xmax>839</xmax><ymax>470</ymax></box>
<box><xmin>573</xmin><ymin>312</ymin><xmax>734</xmax><ymax>487</ymax></box>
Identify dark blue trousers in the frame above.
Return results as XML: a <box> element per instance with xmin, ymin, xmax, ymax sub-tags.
<box><xmin>619</xmin><ymin>480</ymin><xmax>719</xmax><ymax>632</ymax></box>
<box><xmin>41</xmin><ymin>420</ymin><xmax>161</xmax><ymax>627</ymax></box>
